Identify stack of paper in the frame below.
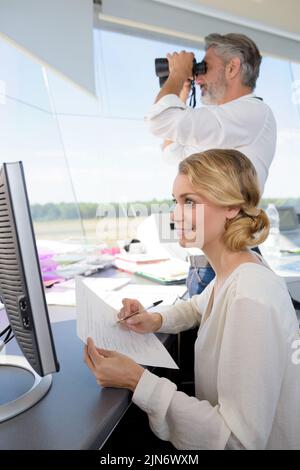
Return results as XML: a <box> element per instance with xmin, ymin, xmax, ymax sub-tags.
<box><xmin>114</xmin><ymin>253</ymin><xmax>169</xmax><ymax>274</ymax></box>
<box><xmin>115</xmin><ymin>253</ymin><xmax>169</xmax><ymax>264</ymax></box>
<box><xmin>135</xmin><ymin>259</ymin><xmax>190</xmax><ymax>284</ymax></box>
<box><xmin>115</xmin><ymin>254</ymin><xmax>189</xmax><ymax>285</ymax></box>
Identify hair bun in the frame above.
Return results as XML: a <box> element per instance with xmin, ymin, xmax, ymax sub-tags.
<box><xmin>224</xmin><ymin>208</ymin><xmax>270</xmax><ymax>251</ymax></box>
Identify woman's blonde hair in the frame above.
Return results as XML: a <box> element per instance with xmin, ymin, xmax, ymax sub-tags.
<box><xmin>178</xmin><ymin>149</ymin><xmax>269</xmax><ymax>251</ymax></box>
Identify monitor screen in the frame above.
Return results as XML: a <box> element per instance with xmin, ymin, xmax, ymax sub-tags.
<box><xmin>0</xmin><ymin>161</ymin><xmax>59</xmax><ymax>421</ymax></box>
<box><xmin>277</xmin><ymin>206</ymin><xmax>299</xmax><ymax>231</ymax></box>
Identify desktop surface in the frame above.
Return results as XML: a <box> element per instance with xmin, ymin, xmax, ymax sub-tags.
<box><xmin>0</xmin><ymin>311</ymin><xmax>171</xmax><ymax>450</ymax></box>
<box><xmin>0</xmin><ymin>265</ymin><xmax>205</xmax><ymax>449</ymax></box>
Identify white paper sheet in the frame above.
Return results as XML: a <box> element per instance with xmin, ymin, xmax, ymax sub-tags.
<box><xmin>99</xmin><ymin>284</ymin><xmax>187</xmax><ymax>311</ymax></box>
<box><xmin>76</xmin><ymin>277</ymin><xmax>178</xmax><ymax>369</ymax></box>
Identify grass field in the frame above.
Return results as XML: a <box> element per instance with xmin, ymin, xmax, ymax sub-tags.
<box><xmin>33</xmin><ymin>217</ymin><xmax>147</xmax><ymax>246</ymax></box>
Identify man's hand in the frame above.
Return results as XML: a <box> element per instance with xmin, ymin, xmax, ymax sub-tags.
<box><xmin>84</xmin><ymin>337</ymin><xmax>144</xmax><ymax>392</ymax></box>
<box><xmin>179</xmin><ymin>79</ymin><xmax>193</xmax><ymax>104</ymax></box>
<box><xmin>166</xmin><ymin>51</ymin><xmax>194</xmax><ymax>80</ymax></box>
<box><xmin>162</xmin><ymin>139</ymin><xmax>173</xmax><ymax>150</ymax></box>
<box><xmin>154</xmin><ymin>51</ymin><xmax>194</xmax><ymax>103</ymax></box>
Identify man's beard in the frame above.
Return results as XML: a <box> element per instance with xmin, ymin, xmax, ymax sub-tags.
<box><xmin>200</xmin><ymin>70</ymin><xmax>227</xmax><ymax>105</ymax></box>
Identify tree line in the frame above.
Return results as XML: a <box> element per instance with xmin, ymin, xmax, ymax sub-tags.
<box><xmin>30</xmin><ymin>199</ymin><xmax>174</xmax><ymax>221</ymax></box>
<box><xmin>30</xmin><ymin>198</ymin><xmax>300</xmax><ymax>222</ymax></box>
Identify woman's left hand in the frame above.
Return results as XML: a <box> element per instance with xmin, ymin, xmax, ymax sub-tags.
<box><xmin>84</xmin><ymin>337</ymin><xmax>144</xmax><ymax>392</ymax></box>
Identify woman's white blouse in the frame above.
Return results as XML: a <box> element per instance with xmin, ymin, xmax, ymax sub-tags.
<box><xmin>132</xmin><ymin>263</ymin><xmax>300</xmax><ymax>450</ymax></box>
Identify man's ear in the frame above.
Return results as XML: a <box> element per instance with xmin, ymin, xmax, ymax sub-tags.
<box><xmin>225</xmin><ymin>57</ymin><xmax>241</xmax><ymax>81</ymax></box>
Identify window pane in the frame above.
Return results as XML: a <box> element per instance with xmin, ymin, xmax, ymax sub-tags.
<box><xmin>94</xmin><ymin>29</ymin><xmax>203</xmax><ymax>119</ymax></box>
<box><xmin>0</xmin><ymin>37</ymin><xmax>52</xmax><ymax>112</ymax></box>
<box><xmin>256</xmin><ymin>57</ymin><xmax>300</xmax><ymax>201</ymax></box>
<box><xmin>0</xmin><ymin>36</ymin><xmax>84</xmax><ymax>242</ymax></box>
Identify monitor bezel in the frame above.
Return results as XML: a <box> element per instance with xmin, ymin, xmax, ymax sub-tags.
<box><xmin>1</xmin><ymin>162</ymin><xmax>59</xmax><ymax>376</ymax></box>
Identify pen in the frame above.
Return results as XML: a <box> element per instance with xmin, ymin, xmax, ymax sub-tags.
<box><xmin>116</xmin><ymin>300</ymin><xmax>163</xmax><ymax>323</ymax></box>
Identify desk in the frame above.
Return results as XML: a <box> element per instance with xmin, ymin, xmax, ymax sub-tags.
<box><xmin>261</xmin><ymin>251</ymin><xmax>300</xmax><ymax>313</ymax></box>
<box><xmin>0</xmin><ymin>268</ymin><xmax>176</xmax><ymax>450</ymax></box>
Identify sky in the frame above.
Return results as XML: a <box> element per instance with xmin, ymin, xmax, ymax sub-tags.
<box><xmin>0</xmin><ymin>28</ymin><xmax>300</xmax><ymax>204</ymax></box>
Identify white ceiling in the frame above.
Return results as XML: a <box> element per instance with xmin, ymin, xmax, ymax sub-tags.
<box><xmin>100</xmin><ymin>0</ymin><xmax>300</xmax><ymax>62</ymax></box>
<box><xmin>153</xmin><ymin>0</ymin><xmax>300</xmax><ymax>39</ymax></box>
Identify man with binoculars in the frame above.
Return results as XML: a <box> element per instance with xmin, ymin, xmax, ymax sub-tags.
<box><xmin>147</xmin><ymin>33</ymin><xmax>277</xmax><ymax>296</ymax></box>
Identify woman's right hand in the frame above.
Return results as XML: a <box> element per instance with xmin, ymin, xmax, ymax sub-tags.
<box><xmin>118</xmin><ymin>298</ymin><xmax>162</xmax><ymax>334</ymax></box>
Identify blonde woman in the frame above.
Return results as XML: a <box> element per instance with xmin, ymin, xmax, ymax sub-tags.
<box><xmin>84</xmin><ymin>149</ymin><xmax>300</xmax><ymax>450</ymax></box>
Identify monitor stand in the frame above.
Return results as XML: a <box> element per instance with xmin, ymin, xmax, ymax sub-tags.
<box><xmin>0</xmin><ymin>355</ymin><xmax>52</xmax><ymax>423</ymax></box>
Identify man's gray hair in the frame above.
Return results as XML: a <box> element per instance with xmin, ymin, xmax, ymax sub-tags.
<box><xmin>204</xmin><ymin>33</ymin><xmax>262</xmax><ymax>89</ymax></box>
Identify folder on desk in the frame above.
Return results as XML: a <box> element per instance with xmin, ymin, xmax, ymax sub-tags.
<box><xmin>115</xmin><ymin>253</ymin><xmax>169</xmax><ymax>264</ymax></box>
<box><xmin>115</xmin><ymin>255</ymin><xmax>189</xmax><ymax>285</ymax></box>
<box><xmin>134</xmin><ymin>259</ymin><xmax>189</xmax><ymax>285</ymax></box>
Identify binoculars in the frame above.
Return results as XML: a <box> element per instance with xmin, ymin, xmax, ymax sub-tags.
<box><xmin>155</xmin><ymin>57</ymin><xmax>207</xmax><ymax>87</ymax></box>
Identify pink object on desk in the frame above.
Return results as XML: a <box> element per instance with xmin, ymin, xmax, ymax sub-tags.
<box><xmin>100</xmin><ymin>247</ymin><xmax>120</xmax><ymax>256</ymax></box>
<box><xmin>37</xmin><ymin>248</ymin><xmax>64</xmax><ymax>284</ymax></box>
<box><xmin>39</xmin><ymin>258</ymin><xmax>59</xmax><ymax>273</ymax></box>
<box><xmin>38</xmin><ymin>248</ymin><xmax>56</xmax><ymax>260</ymax></box>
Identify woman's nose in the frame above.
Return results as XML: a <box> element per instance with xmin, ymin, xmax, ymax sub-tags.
<box><xmin>172</xmin><ymin>203</ymin><xmax>184</xmax><ymax>222</ymax></box>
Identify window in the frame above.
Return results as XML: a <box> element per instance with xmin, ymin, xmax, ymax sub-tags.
<box><xmin>40</xmin><ymin>30</ymin><xmax>203</xmax><ymax>244</ymax></box>
<box><xmin>0</xmin><ymin>36</ymin><xmax>84</xmax><ymax>242</ymax></box>
<box><xmin>255</xmin><ymin>56</ymin><xmax>300</xmax><ymax>210</ymax></box>
<box><xmin>1</xmin><ymin>28</ymin><xmax>300</xmax><ymax>246</ymax></box>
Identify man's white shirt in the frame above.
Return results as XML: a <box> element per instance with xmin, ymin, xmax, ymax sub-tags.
<box><xmin>145</xmin><ymin>93</ymin><xmax>277</xmax><ymax>193</ymax></box>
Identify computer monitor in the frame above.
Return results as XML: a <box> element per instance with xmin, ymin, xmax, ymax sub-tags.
<box><xmin>0</xmin><ymin>161</ymin><xmax>59</xmax><ymax>423</ymax></box>
<box><xmin>277</xmin><ymin>206</ymin><xmax>300</xmax><ymax>231</ymax></box>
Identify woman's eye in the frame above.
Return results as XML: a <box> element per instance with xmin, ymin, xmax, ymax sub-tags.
<box><xmin>185</xmin><ymin>199</ymin><xmax>195</xmax><ymax>206</ymax></box>
<box><xmin>171</xmin><ymin>198</ymin><xmax>196</xmax><ymax>207</ymax></box>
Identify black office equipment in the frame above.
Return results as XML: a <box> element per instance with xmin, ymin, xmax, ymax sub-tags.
<box><xmin>276</xmin><ymin>206</ymin><xmax>300</xmax><ymax>251</ymax></box>
<box><xmin>0</xmin><ymin>162</ymin><xmax>59</xmax><ymax>422</ymax></box>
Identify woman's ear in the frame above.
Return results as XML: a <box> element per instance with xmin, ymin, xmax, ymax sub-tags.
<box><xmin>225</xmin><ymin>207</ymin><xmax>240</xmax><ymax>221</ymax></box>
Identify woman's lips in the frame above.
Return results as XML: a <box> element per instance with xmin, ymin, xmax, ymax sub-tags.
<box><xmin>176</xmin><ymin>228</ymin><xmax>194</xmax><ymax>237</ymax></box>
